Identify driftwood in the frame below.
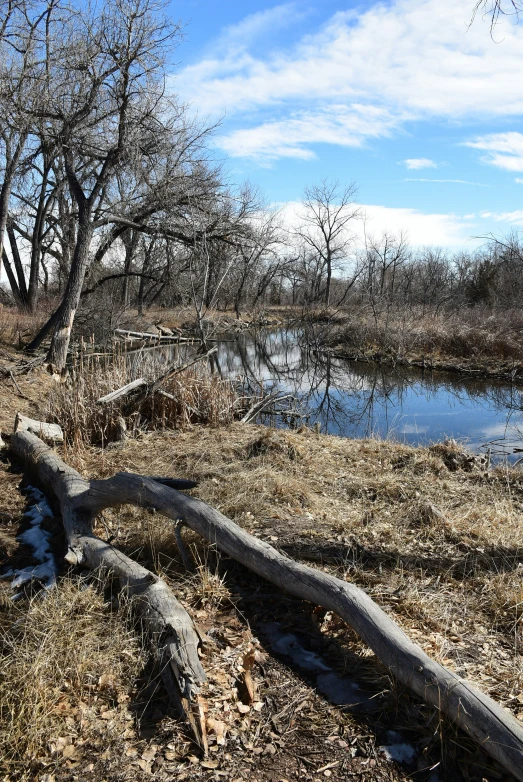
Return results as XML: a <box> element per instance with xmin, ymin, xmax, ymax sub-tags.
<box><xmin>9</xmin><ymin>426</ymin><xmax>523</xmax><ymax>779</ymax></box>
<box><xmin>96</xmin><ymin>378</ymin><xmax>147</xmax><ymax>404</ymax></box>
<box><xmin>14</xmin><ymin>412</ymin><xmax>63</xmax><ymax>443</ymax></box>
<box><xmin>9</xmin><ymin>428</ymin><xmax>207</xmax><ymax>749</ymax></box>
<box><xmin>240</xmin><ymin>392</ymin><xmax>293</xmax><ymax>424</ymax></box>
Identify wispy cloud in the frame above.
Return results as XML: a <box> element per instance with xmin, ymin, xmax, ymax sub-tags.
<box><xmin>216</xmin><ymin>105</ymin><xmax>401</xmax><ymax>161</ymax></box>
<box><xmin>403</xmin><ymin>158</ymin><xmax>437</xmax><ymax>169</ymax></box>
<box><xmin>176</xmin><ymin>0</ymin><xmax>523</xmax><ymax>166</ymax></box>
<box><xmin>405</xmin><ymin>178</ymin><xmax>490</xmax><ymax>186</ymax></box>
<box><xmin>465</xmin><ymin>132</ymin><xmax>523</xmax><ymax>172</ymax></box>
<box><xmin>481</xmin><ymin>209</ymin><xmax>523</xmax><ymax>225</ymax></box>
<box><xmin>516</xmin><ymin>178</ymin><xmax>523</xmax><ymax>184</ymax></box>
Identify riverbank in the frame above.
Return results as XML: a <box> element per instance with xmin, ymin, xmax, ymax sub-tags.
<box><xmin>1</xmin><ymin>344</ymin><xmax>523</xmax><ymax>779</ymax></box>
<box><xmin>324</xmin><ymin>306</ymin><xmax>523</xmax><ymax>384</ymax></box>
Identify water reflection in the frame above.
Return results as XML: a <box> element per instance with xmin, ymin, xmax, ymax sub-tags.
<box><xmin>131</xmin><ymin>329</ymin><xmax>523</xmax><ymax>457</ymax></box>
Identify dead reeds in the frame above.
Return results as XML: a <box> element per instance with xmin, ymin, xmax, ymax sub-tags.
<box><xmin>46</xmin><ymin>341</ymin><xmax>238</xmax><ymax>447</ymax></box>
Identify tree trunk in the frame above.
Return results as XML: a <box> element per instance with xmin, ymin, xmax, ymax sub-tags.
<box><xmin>47</xmin><ymin>216</ymin><xmax>94</xmax><ymax>369</ymax></box>
<box><xmin>9</xmin><ymin>429</ymin><xmax>208</xmax><ymax>749</ymax></box>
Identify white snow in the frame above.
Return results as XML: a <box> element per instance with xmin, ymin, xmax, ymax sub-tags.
<box><xmin>1</xmin><ymin>486</ymin><xmax>57</xmax><ymax>591</ymax></box>
<box><xmin>379</xmin><ymin>742</ymin><xmax>417</xmax><ymax>764</ymax></box>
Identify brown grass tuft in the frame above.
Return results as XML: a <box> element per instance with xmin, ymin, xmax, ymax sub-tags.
<box><xmin>0</xmin><ymin>579</ymin><xmax>144</xmax><ymax>777</ymax></box>
<box><xmin>46</xmin><ymin>344</ymin><xmax>238</xmax><ymax>447</ymax></box>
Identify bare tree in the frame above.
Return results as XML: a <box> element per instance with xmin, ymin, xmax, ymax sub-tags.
<box><xmin>295</xmin><ymin>180</ymin><xmax>360</xmax><ymax>307</ymax></box>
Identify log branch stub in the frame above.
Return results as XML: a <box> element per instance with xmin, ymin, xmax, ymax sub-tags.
<box><xmin>14</xmin><ymin>412</ymin><xmax>64</xmax><ymax>443</ymax></box>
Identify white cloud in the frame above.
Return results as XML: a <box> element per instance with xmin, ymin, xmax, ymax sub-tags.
<box><xmin>405</xmin><ymin>178</ymin><xmax>489</xmax><ymax>186</ymax></box>
<box><xmin>516</xmin><ymin>178</ymin><xmax>523</xmax><ymax>184</ymax></box>
<box><xmin>481</xmin><ymin>208</ymin><xmax>523</xmax><ymax>225</ymax></box>
<box><xmin>216</xmin><ymin>104</ymin><xmax>401</xmax><ymax>161</ymax></box>
<box><xmin>465</xmin><ymin>132</ymin><xmax>523</xmax><ymax>171</ymax></box>
<box><xmin>403</xmin><ymin>158</ymin><xmax>437</xmax><ymax>169</ymax></box>
<box><xmin>213</xmin><ymin>4</ymin><xmax>304</xmax><ymax>52</ymax></box>
<box><xmin>276</xmin><ymin>200</ymin><xmax>479</xmax><ymax>249</ymax></box>
<box><xmin>176</xmin><ymin>0</ymin><xmax>523</xmax><ymax>139</ymax></box>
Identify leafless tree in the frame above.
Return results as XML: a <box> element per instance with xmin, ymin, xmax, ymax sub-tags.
<box><xmin>295</xmin><ymin>180</ymin><xmax>360</xmax><ymax>307</ymax></box>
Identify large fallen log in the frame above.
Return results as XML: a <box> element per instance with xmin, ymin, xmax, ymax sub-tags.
<box><xmin>9</xmin><ymin>428</ymin><xmax>523</xmax><ymax>779</ymax></box>
<box><xmin>9</xmin><ymin>429</ymin><xmax>207</xmax><ymax>750</ymax></box>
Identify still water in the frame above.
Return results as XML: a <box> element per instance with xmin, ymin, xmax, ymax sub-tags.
<box><xmin>210</xmin><ymin>328</ymin><xmax>523</xmax><ymax>459</ymax></box>
<box><xmin>130</xmin><ymin>328</ymin><xmax>523</xmax><ymax>458</ymax></box>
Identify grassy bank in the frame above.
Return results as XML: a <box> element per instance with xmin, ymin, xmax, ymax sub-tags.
<box><xmin>1</xmin><ymin>343</ymin><xmax>523</xmax><ymax>781</ymax></box>
<box><xmin>326</xmin><ymin>306</ymin><xmax>523</xmax><ymax>382</ymax></box>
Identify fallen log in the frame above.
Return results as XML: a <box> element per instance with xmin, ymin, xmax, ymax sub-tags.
<box><xmin>9</xmin><ymin>428</ymin><xmax>207</xmax><ymax>750</ymax></box>
<box><xmin>114</xmin><ymin>328</ymin><xmax>188</xmax><ymax>342</ymax></box>
<box><xmin>96</xmin><ymin>378</ymin><xmax>147</xmax><ymax>404</ymax></box>
<box><xmin>9</xmin><ymin>428</ymin><xmax>523</xmax><ymax>779</ymax></box>
<box><xmin>14</xmin><ymin>412</ymin><xmax>63</xmax><ymax>443</ymax></box>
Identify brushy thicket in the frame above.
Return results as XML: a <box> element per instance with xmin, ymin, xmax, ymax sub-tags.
<box><xmin>335</xmin><ymin>306</ymin><xmax>523</xmax><ymax>361</ymax></box>
<box><xmin>46</xmin><ymin>343</ymin><xmax>238</xmax><ymax>447</ymax></box>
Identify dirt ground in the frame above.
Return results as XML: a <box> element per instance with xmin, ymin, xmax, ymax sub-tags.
<box><xmin>1</xmin><ymin>356</ymin><xmax>523</xmax><ymax>782</ymax></box>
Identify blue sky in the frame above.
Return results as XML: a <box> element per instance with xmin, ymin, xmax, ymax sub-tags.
<box><xmin>166</xmin><ymin>0</ymin><xmax>523</xmax><ymax>249</ymax></box>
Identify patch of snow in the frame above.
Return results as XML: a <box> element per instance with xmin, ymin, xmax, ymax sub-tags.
<box><xmin>379</xmin><ymin>742</ymin><xmax>417</xmax><ymax>764</ymax></box>
<box><xmin>262</xmin><ymin>623</ymin><xmax>331</xmax><ymax>672</ymax></box>
<box><xmin>1</xmin><ymin>486</ymin><xmax>57</xmax><ymax>591</ymax></box>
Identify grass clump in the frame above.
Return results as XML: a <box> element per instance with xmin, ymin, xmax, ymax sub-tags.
<box><xmin>47</xmin><ymin>343</ymin><xmax>238</xmax><ymax>446</ymax></box>
<box><xmin>0</xmin><ymin>579</ymin><xmax>144</xmax><ymax>778</ymax></box>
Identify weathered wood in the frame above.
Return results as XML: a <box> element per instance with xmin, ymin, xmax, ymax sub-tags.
<box><xmin>80</xmin><ymin>471</ymin><xmax>523</xmax><ymax>781</ymax></box>
<box><xmin>14</xmin><ymin>412</ymin><xmax>63</xmax><ymax>443</ymax></box>
<box><xmin>9</xmin><ymin>429</ymin><xmax>207</xmax><ymax>749</ymax></box>
<box><xmin>114</xmin><ymin>328</ymin><xmax>187</xmax><ymax>342</ymax></box>
<box><xmin>96</xmin><ymin>378</ymin><xmax>147</xmax><ymax>404</ymax></box>
<box><xmin>240</xmin><ymin>392</ymin><xmax>293</xmax><ymax>424</ymax></box>
<box><xmin>131</xmin><ymin>347</ymin><xmax>218</xmax><ymax>408</ymax></box>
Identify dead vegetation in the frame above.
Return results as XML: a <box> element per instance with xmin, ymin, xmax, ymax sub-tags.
<box><xmin>45</xmin><ymin>343</ymin><xmax>238</xmax><ymax>446</ymax></box>
<box><xmin>3</xmin><ymin>355</ymin><xmax>523</xmax><ymax>779</ymax></box>
<box><xmin>0</xmin><ymin>579</ymin><xmax>144</xmax><ymax>779</ymax></box>
<box><xmin>329</xmin><ymin>306</ymin><xmax>523</xmax><ymax>373</ymax></box>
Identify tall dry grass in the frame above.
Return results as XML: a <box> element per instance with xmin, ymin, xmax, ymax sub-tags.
<box><xmin>47</xmin><ymin>341</ymin><xmax>238</xmax><ymax>446</ymax></box>
<box><xmin>335</xmin><ymin>305</ymin><xmax>523</xmax><ymax>362</ymax></box>
<box><xmin>0</xmin><ymin>579</ymin><xmax>144</xmax><ymax>777</ymax></box>
<box><xmin>0</xmin><ymin>305</ymin><xmax>46</xmax><ymax>348</ymax></box>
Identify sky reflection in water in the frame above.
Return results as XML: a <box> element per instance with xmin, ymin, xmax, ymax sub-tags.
<box><xmin>211</xmin><ymin>329</ymin><xmax>523</xmax><ymax>458</ymax></box>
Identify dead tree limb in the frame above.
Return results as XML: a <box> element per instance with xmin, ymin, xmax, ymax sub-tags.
<box><xmin>9</xmin><ymin>427</ymin><xmax>523</xmax><ymax>779</ymax></box>
<box><xmin>9</xmin><ymin>429</ymin><xmax>207</xmax><ymax>750</ymax></box>
<box><xmin>96</xmin><ymin>378</ymin><xmax>147</xmax><ymax>404</ymax></box>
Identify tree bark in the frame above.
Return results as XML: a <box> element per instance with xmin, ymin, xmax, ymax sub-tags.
<box><xmin>47</xmin><ymin>216</ymin><xmax>94</xmax><ymax>369</ymax></box>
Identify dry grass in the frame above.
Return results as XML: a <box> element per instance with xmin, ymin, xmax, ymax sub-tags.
<box><xmin>0</xmin><ymin>305</ymin><xmax>48</xmax><ymax>348</ymax></box>
<box><xmin>73</xmin><ymin>424</ymin><xmax>523</xmax><ymax>718</ymax></box>
<box><xmin>46</xmin><ymin>343</ymin><xmax>238</xmax><ymax>446</ymax></box>
<box><xmin>334</xmin><ymin>305</ymin><xmax>523</xmax><ymax>365</ymax></box>
<box><xmin>0</xmin><ymin>579</ymin><xmax>144</xmax><ymax>779</ymax></box>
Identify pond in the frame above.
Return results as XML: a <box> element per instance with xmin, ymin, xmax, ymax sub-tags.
<box><xmin>129</xmin><ymin>328</ymin><xmax>523</xmax><ymax>459</ymax></box>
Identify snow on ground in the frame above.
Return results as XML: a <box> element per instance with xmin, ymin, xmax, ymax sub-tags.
<box><xmin>1</xmin><ymin>486</ymin><xmax>57</xmax><ymax>592</ymax></box>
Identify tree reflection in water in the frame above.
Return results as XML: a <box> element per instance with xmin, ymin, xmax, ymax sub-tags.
<box><xmin>212</xmin><ymin>328</ymin><xmax>523</xmax><ymax>457</ymax></box>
